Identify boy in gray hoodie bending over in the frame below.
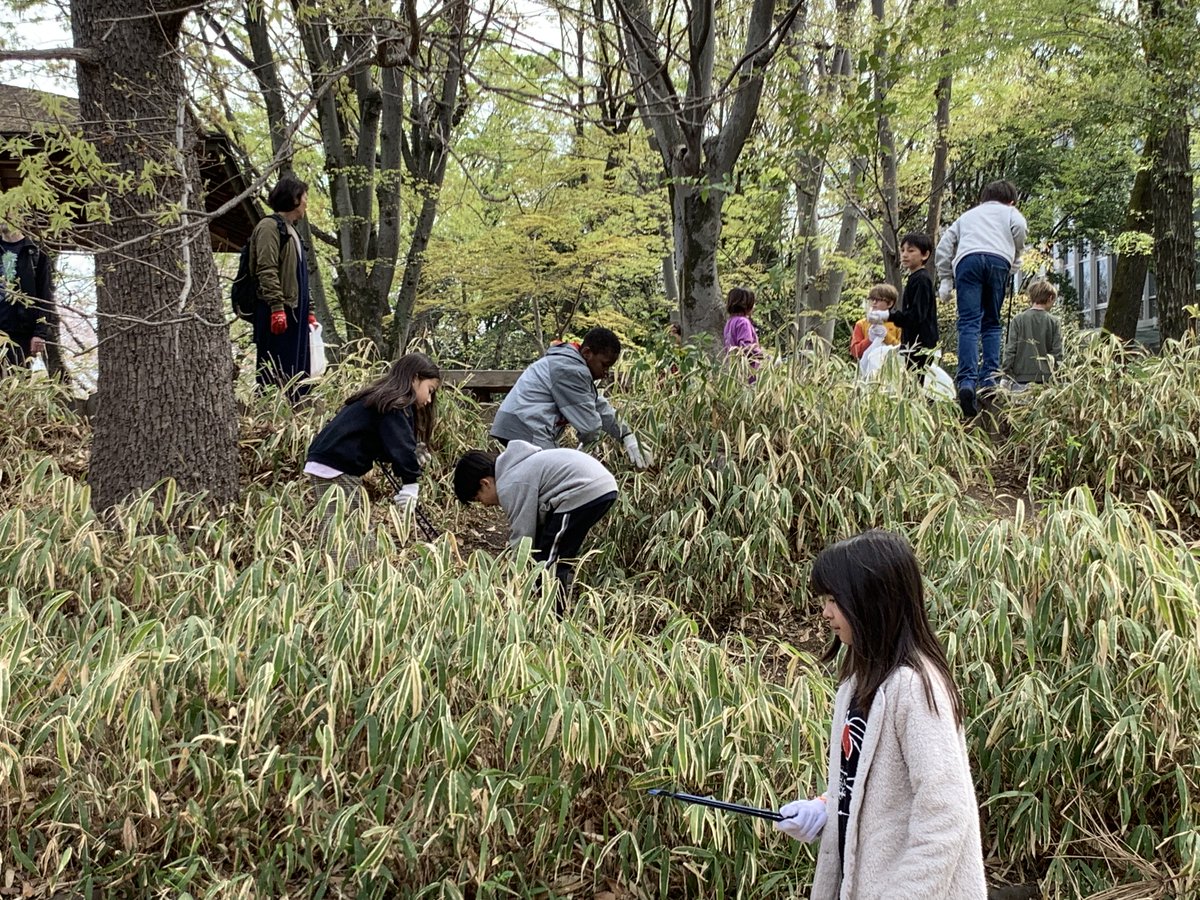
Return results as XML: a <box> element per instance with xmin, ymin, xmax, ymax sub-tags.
<box><xmin>490</xmin><ymin>327</ymin><xmax>652</xmax><ymax>469</ymax></box>
<box><xmin>454</xmin><ymin>440</ymin><xmax>618</xmax><ymax>603</ymax></box>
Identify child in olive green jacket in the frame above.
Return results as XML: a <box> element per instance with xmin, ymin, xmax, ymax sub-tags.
<box><xmin>1002</xmin><ymin>280</ymin><xmax>1062</xmax><ymax>384</ymax></box>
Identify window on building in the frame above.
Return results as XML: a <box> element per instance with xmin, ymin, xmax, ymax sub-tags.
<box><xmin>1095</xmin><ymin>255</ymin><xmax>1111</xmax><ymax>325</ymax></box>
<box><xmin>1079</xmin><ymin>256</ymin><xmax>1094</xmax><ymax>324</ymax></box>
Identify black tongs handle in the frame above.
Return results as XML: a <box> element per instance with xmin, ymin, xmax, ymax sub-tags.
<box><xmin>647</xmin><ymin>788</ymin><xmax>784</xmax><ymax>821</ymax></box>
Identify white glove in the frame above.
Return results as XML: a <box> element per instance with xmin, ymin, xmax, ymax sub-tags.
<box><xmin>415</xmin><ymin>442</ymin><xmax>432</xmax><ymax>468</ymax></box>
<box><xmin>867</xmin><ymin>324</ymin><xmax>886</xmax><ymax>341</ymax></box>
<box><xmin>774</xmin><ymin>797</ymin><xmax>827</xmax><ymax>843</ymax></box>
<box><xmin>393</xmin><ymin>482</ymin><xmax>419</xmax><ymax>509</ymax></box>
<box><xmin>939</xmin><ymin>278</ymin><xmax>953</xmax><ymax>302</ymax></box>
<box><xmin>867</xmin><ymin>309</ymin><xmax>889</xmax><ymax>324</ymax></box>
<box><xmin>622</xmin><ymin>433</ymin><xmax>652</xmax><ymax>469</ymax></box>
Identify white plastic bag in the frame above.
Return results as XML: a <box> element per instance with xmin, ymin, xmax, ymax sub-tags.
<box><xmin>858</xmin><ymin>338</ymin><xmax>897</xmax><ymax>381</ymax></box>
<box><xmin>923</xmin><ymin>362</ymin><xmax>955</xmax><ymax>400</ymax></box>
<box><xmin>308</xmin><ymin>322</ymin><xmax>327</xmax><ymax>379</ymax></box>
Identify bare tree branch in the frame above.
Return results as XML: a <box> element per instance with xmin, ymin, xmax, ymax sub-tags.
<box><xmin>0</xmin><ymin>48</ymin><xmax>102</xmax><ymax>64</ymax></box>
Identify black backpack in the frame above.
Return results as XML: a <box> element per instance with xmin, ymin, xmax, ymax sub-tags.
<box><xmin>231</xmin><ymin>215</ymin><xmax>287</xmax><ymax>322</ymax></box>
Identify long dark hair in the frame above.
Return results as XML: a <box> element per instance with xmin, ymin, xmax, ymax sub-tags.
<box><xmin>810</xmin><ymin>529</ymin><xmax>964</xmax><ymax>725</ymax></box>
<box><xmin>345</xmin><ymin>353</ymin><xmax>440</xmax><ymax>443</ymax></box>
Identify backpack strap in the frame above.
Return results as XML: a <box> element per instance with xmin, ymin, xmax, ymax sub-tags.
<box><xmin>272</xmin><ymin>214</ymin><xmax>288</xmax><ymax>257</ymax></box>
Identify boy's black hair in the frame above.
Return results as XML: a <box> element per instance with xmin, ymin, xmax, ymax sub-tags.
<box><xmin>581</xmin><ymin>327</ymin><xmax>621</xmax><ymax>357</ymax></box>
<box><xmin>268</xmin><ymin>174</ymin><xmax>309</xmax><ymax>213</ymax></box>
<box><xmin>899</xmin><ymin>232</ymin><xmax>933</xmax><ymax>256</ymax></box>
<box><xmin>979</xmin><ymin>179</ymin><xmax>1018</xmax><ymax>205</ymax></box>
<box><xmin>453</xmin><ymin>451</ymin><xmax>498</xmax><ymax>503</ymax></box>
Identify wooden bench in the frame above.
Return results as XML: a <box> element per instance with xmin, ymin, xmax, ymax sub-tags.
<box><xmin>439</xmin><ymin>369</ymin><xmax>522</xmax><ymax>402</ymax></box>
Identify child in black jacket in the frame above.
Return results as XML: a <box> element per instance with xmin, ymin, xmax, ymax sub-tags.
<box><xmin>305</xmin><ymin>353</ymin><xmax>440</xmax><ymax>564</ymax></box>
<box><xmin>872</xmin><ymin>232</ymin><xmax>939</xmax><ymax>369</ymax></box>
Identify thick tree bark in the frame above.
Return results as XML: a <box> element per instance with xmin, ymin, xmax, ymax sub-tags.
<box><xmin>1144</xmin><ymin>0</ymin><xmax>1197</xmax><ymax>341</ymax></box>
<box><xmin>675</xmin><ymin>188</ymin><xmax>728</xmax><ymax>338</ymax></box>
<box><xmin>613</xmin><ymin>0</ymin><xmax>788</xmax><ymax>342</ymax></box>
<box><xmin>393</xmin><ymin>0</ymin><xmax>470</xmax><ymax>355</ymax></box>
<box><xmin>243</xmin><ymin>3</ymin><xmax>341</xmax><ymax>346</ymax></box>
<box><xmin>1103</xmin><ymin>148</ymin><xmax>1154</xmax><ymax>341</ymax></box>
<box><xmin>871</xmin><ymin>0</ymin><xmax>901</xmax><ymax>291</ymax></box>
<box><xmin>71</xmin><ymin>0</ymin><xmax>239</xmax><ymax>511</ymax></box>
<box><xmin>1151</xmin><ymin>122</ymin><xmax>1194</xmax><ymax>341</ymax></box>
<box><xmin>925</xmin><ymin>0</ymin><xmax>956</xmax><ymax>242</ymax></box>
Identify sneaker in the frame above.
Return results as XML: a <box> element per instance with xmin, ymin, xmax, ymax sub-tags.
<box><xmin>958</xmin><ymin>385</ymin><xmax>978</xmax><ymax>418</ymax></box>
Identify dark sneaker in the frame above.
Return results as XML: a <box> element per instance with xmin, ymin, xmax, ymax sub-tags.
<box><xmin>958</xmin><ymin>385</ymin><xmax>978</xmax><ymax>418</ymax></box>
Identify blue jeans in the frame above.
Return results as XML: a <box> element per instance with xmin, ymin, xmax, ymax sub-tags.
<box><xmin>954</xmin><ymin>253</ymin><xmax>1011</xmax><ymax>391</ymax></box>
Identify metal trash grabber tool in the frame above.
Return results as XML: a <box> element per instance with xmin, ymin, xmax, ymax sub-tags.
<box><xmin>381</xmin><ymin>469</ymin><xmax>441</xmax><ymax>542</ymax></box>
<box><xmin>646</xmin><ymin>788</ymin><xmax>784</xmax><ymax>822</ymax></box>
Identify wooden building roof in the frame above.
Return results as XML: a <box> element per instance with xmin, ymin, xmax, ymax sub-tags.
<box><xmin>0</xmin><ymin>84</ymin><xmax>259</xmax><ymax>251</ymax></box>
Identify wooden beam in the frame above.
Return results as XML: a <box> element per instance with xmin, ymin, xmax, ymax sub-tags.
<box><xmin>440</xmin><ymin>369</ymin><xmax>522</xmax><ymax>401</ymax></box>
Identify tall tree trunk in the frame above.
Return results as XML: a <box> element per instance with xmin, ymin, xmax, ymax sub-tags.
<box><xmin>395</xmin><ymin>191</ymin><xmax>442</xmax><ymax>351</ymax></box>
<box><xmin>871</xmin><ymin>0</ymin><xmax>901</xmax><ymax>290</ymax></box>
<box><xmin>925</xmin><ymin>0</ymin><xmax>957</xmax><ymax>242</ymax></box>
<box><xmin>794</xmin><ymin>154</ymin><xmax>829</xmax><ymax>344</ymax></box>
<box><xmin>1103</xmin><ymin>146</ymin><xmax>1154</xmax><ymax>341</ymax></box>
<box><xmin>71</xmin><ymin>0</ymin><xmax>239</xmax><ymax>511</ymax></box>
<box><xmin>674</xmin><ymin>187</ymin><xmax>727</xmax><ymax>337</ymax></box>
<box><xmin>815</xmin><ymin>158</ymin><xmax>865</xmax><ymax>325</ymax></box>
<box><xmin>612</xmin><ymin>0</ymin><xmax>788</xmax><ymax>342</ymax></box>
<box><xmin>393</xmin><ymin>0</ymin><xmax>470</xmax><ymax>355</ymax></box>
<box><xmin>292</xmin><ymin>4</ymin><xmax>404</xmax><ymax>357</ymax></box>
<box><xmin>792</xmin><ymin>0</ymin><xmax>858</xmax><ymax>347</ymax></box>
<box><xmin>1151</xmin><ymin>122</ymin><xmax>1194</xmax><ymax>341</ymax></box>
<box><xmin>1144</xmin><ymin>0</ymin><xmax>1197</xmax><ymax>341</ymax></box>
<box><xmin>243</xmin><ymin>2</ymin><xmax>341</xmax><ymax>346</ymax></box>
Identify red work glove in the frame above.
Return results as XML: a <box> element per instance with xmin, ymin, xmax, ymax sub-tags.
<box><xmin>308</xmin><ymin>313</ymin><xmax>317</xmax><ymax>326</ymax></box>
<box><xmin>270</xmin><ymin>310</ymin><xmax>288</xmax><ymax>335</ymax></box>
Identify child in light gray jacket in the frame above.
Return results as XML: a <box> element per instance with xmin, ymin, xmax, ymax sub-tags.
<box><xmin>936</xmin><ymin>179</ymin><xmax>1027</xmax><ymax>417</ymax></box>
<box><xmin>775</xmin><ymin>530</ymin><xmax>987</xmax><ymax>900</ymax></box>
<box><xmin>453</xmin><ymin>440</ymin><xmax>618</xmax><ymax>603</ymax></box>
<box><xmin>490</xmin><ymin>327</ymin><xmax>651</xmax><ymax>469</ymax></box>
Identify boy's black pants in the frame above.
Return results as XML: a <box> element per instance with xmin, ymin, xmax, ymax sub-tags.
<box><xmin>533</xmin><ymin>491</ymin><xmax>618</xmax><ymax>599</ymax></box>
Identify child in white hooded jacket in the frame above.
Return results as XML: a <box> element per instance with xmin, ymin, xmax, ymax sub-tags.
<box><xmin>775</xmin><ymin>530</ymin><xmax>988</xmax><ymax>900</ymax></box>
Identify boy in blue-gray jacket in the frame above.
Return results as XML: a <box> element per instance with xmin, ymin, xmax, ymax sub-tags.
<box><xmin>490</xmin><ymin>327</ymin><xmax>651</xmax><ymax>469</ymax></box>
<box><xmin>454</xmin><ymin>441</ymin><xmax>618</xmax><ymax>604</ymax></box>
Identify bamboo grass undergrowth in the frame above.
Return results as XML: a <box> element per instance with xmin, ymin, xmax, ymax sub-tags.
<box><xmin>0</xmin><ymin>346</ymin><xmax>1197</xmax><ymax>898</ymax></box>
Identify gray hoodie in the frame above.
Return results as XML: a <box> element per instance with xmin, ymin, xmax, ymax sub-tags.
<box><xmin>495</xmin><ymin>440</ymin><xmax>618</xmax><ymax>547</ymax></box>
<box><xmin>491</xmin><ymin>343</ymin><xmax>629</xmax><ymax>449</ymax></box>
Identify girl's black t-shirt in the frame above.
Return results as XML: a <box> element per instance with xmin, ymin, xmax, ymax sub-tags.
<box><xmin>838</xmin><ymin>700</ymin><xmax>869</xmax><ymax>867</ymax></box>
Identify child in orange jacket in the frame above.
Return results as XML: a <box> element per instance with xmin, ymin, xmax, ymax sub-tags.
<box><xmin>850</xmin><ymin>284</ymin><xmax>902</xmax><ymax>360</ymax></box>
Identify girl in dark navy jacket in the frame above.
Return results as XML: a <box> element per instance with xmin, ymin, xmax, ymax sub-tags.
<box><xmin>305</xmin><ymin>353</ymin><xmax>440</xmax><ymax>563</ymax></box>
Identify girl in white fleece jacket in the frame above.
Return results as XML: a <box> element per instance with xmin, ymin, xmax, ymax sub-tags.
<box><xmin>775</xmin><ymin>530</ymin><xmax>988</xmax><ymax>900</ymax></box>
